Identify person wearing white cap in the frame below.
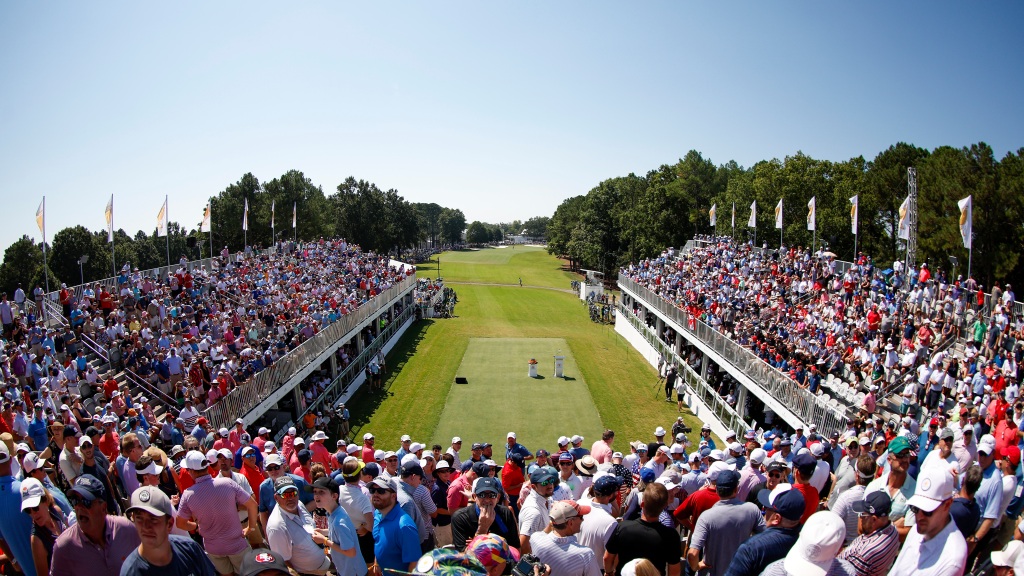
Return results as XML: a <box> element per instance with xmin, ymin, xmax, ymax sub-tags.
<box><xmin>361</xmin><ymin>432</ymin><xmax>375</xmax><ymax>465</ymax></box>
<box><xmin>569</xmin><ymin>435</ymin><xmax>589</xmax><ymax>462</ymax></box>
<box><xmin>888</xmin><ymin>466</ymin><xmax>967</xmax><ymax>576</ymax></box>
<box><xmin>653</xmin><ymin>427</ymin><xmax>667</xmax><ymax>444</ymax></box>
<box><xmin>970</xmin><ymin>433</ymin><xmax>1004</xmax><ymax>552</ymax></box>
<box><xmin>19</xmin><ymin>476</ymin><xmax>67</xmax><ymax>575</ymax></box>
<box><xmin>991</xmin><ymin>540</ymin><xmax>1024</xmax><ymax>576</ymax></box>
<box><xmin>252</xmin><ymin>426</ymin><xmax>270</xmax><ymax>453</ymax></box>
<box><xmin>309</xmin><ymin>430</ymin><xmax>334</xmax><ymax>471</ymax></box>
<box><xmin>396</xmin><ymin>435</ymin><xmax>413</xmax><ymax>461</ymax></box>
<box><xmin>736</xmin><ymin>449</ymin><xmax>766</xmax><ymax>502</ymax></box>
<box><xmin>759</xmin><ymin>511</ymin><xmax>854</xmax><ymax>576</ymax></box>
<box><xmin>446</xmin><ymin>437</ymin><xmax>463</xmax><ymax>470</ymax></box>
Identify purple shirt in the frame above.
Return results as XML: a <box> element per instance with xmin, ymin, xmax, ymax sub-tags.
<box><xmin>49</xmin><ymin>515</ymin><xmax>141</xmax><ymax>576</ymax></box>
<box><xmin>177</xmin><ymin>473</ymin><xmax>251</xmax><ymax>555</ymax></box>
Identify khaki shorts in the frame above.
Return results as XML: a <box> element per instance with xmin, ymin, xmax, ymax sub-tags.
<box><xmin>207</xmin><ymin>545</ymin><xmax>251</xmax><ymax>575</ymax></box>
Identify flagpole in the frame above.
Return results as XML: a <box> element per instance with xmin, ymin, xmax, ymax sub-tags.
<box><xmin>209</xmin><ymin>202</ymin><xmax>214</xmax><ymax>263</ymax></box>
<box><xmin>40</xmin><ymin>197</ymin><xmax>50</xmax><ymax>294</ymax></box>
<box><xmin>165</xmin><ymin>196</ymin><xmax>171</xmax><ymax>267</ymax></box>
<box><xmin>111</xmin><ymin>196</ymin><xmax>116</xmax><ymax>276</ymax></box>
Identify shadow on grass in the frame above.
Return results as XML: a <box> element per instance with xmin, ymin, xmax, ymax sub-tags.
<box><xmin>347</xmin><ymin>319</ymin><xmax>431</xmax><ymax>434</ymax></box>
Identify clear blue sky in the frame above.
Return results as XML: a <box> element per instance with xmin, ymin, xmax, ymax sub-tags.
<box><xmin>2</xmin><ymin>2</ymin><xmax>1022</xmax><ymax>251</ymax></box>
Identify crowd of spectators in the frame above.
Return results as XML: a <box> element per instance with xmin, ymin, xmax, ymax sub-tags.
<box><xmin>621</xmin><ymin>237</ymin><xmax>1024</xmax><ymax>429</ymax></box>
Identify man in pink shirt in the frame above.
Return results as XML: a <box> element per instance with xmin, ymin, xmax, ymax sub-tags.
<box><xmin>590</xmin><ymin>429</ymin><xmax>615</xmax><ymax>464</ymax></box>
<box><xmin>281</xmin><ymin>426</ymin><xmax>297</xmax><ymax>465</ymax></box>
<box><xmin>308</xmin><ymin>430</ymin><xmax>334</xmax><ymax>471</ymax></box>
<box><xmin>361</xmin><ymin>432</ymin><xmax>376</xmax><ymax>464</ymax></box>
<box><xmin>228</xmin><ymin>418</ymin><xmax>245</xmax><ymax>453</ymax></box>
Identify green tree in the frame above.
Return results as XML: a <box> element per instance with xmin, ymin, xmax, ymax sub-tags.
<box><xmin>438</xmin><ymin>208</ymin><xmax>467</xmax><ymax>245</ymax></box>
<box><xmin>0</xmin><ymin>236</ymin><xmax>55</xmax><ymax>296</ymax></box>
<box><xmin>466</xmin><ymin>221</ymin><xmax>490</xmax><ymax>244</ymax></box>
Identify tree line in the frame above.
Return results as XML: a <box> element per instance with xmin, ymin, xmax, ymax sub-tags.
<box><xmin>0</xmin><ymin>170</ymin><xmax>467</xmax><ymax>294</ymax></box>
<box><xmin>465</xmin><ymin>217</ymin><xmax>550</xmax><ymax>245</ymax></box>
<box><xmin>547</xmin><ymin>143</ymin><xmax>1024</xmax><ymax>288</ymax></box>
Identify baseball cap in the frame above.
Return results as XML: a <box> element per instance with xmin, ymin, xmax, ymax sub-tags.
<box><xmin>783</xmin><ymin>511</ymin><xmax>847</xmax><ymax>576</ymax></box>
<box><xmin>136</xmin><ymin>459</ymin><xmax>164</xmax><ymax>476</ymax></box>
<box><xmin>126</xmin><ymin>486</ymin><xmax>174</xmax><ymax>517</ymax></box>
<box><xmin>706</xmin><ymin>461</ymin><xmax>733</xmax><ymax>483</ymax></box>
<box><xmin>401</xmin><ymin>434</ymin><xmax>412</xmax><ymax>442</ymax></box>
<box><xmin>401</xmin><ymin>461</ymin><xmax>425</xmax><ymax>478</ymax></box>
<box><xmin>938</xmin><ymin>428</ymin><xmax>955</xmax><ymax>441</ymax></box>
<box><xmin>19</xmin><ymin>477</ymin><xmax>46</xmax><ymax>512</ymax></box>
<box><xmin>264</xmin><ymin>453</ymin><xmax>285</xmax><ymax>467</ymax></box>
<box><xmin>274</xmin><ymin>476</ymin><xmax>298</xmax><ymax>495</ymax></box>
<box><xmin>182</xmin><ymin>451</ymin><xmax>210</xmax><ymax>471</ymax></box>
<box><xmin>992</xmin><ymin>540</ymin><xmax>1024</xmax><ymax>568</ymax></box>
<box><xmin>639</xmin><ymin>467</ymin><xmax>657</xmax><ymax>484</ymax></box>
<box><xmin>749</xmin><ymin>448</ymin><xmax>766</xmax><ymax>465</ymax></box>
<box><xmin>0</xmin><ymin>442</ymin><xmax>9</xmax><ymax>465</ymax></box>
<box><xmin>258</xmin><ymin>427</ymin><xmax>270</xmax><ymax>435</ymax></box>
<box><xmin>312</xmin><ymin>476</ymin><xmax>339</xmax><ymax>492</ymax></box>
<box><xmin>70</xmin><ymin>474</ymin><xmax>107</xmax><ymax>502</ymax></box>
<box><xmin>792</xmin><ymin>452</ymin><xmax>817</xmax><ymax>475</ymax></box>
<box><xmin>851</xmin><ymin>491</ymin><xmax>892</xmax><ymax>517</ymax></box>
<box><xmin>887</xmin><ymin>436</ymin><xmax>912</xmax><ymax>456</ymax></box>
<box><xmin>218</xmin><ymin>427</ymin><xmax>229</xmax><ymax>438</ymax></box>
<box><xmin>1003</xmin><ymin>446</ymin><xmax>1022</xmax><ymax>467</ymax></box>
<box><xmin>593</xmin><ymin>475</ymin><xmax>623</xmax><ymax>496</ymax></box>
<box><xmin>716</xmin><ymin>469</ymin><xmax>741</xmax><ymax>492</ymax></box>
<box><xmin>452</xmin><ymin>436</ymin><xmax>462</xmax><ymax>444</ymax></box>
<box><xmin>978</xmin><ymin>434</ymin><xmax>997</xmax><ymax>456</ymax></box>
<box><xmin>529</xmin><ymin>467</ymin><xmax>558</xmax><ymax>485</ymax></box>
<box><xmin>758</xmin><ymin>484</ymin><xmax>804</xmax><ymax>521</ymax></box>
<box><xmin>240</xmin><ymin>548</ymin><xmax>290</xmax><ymax>576</ymax></box>
<box><xmin>906</xmin><ymin>466</ymin><xmax>955</xmax><ymax>513</ymax></box>
<box><xmin>370</xmin><ymin>476</ymin><xmax>397</xmax><ymax>492</ymax></box>
<box><xmin>474</xmin><ymin>477</ymin><xmax>501</xmax><ymax>495</ymax></box>
<box><xmin>293</xmin><ymin>437</ymin><xmax>306</xmax><ymax>447</ymax></box>
<box><xmin>549</xmin><ymin>500</ymin><xmax>590</xmax><ymax>523</ymax></box>
<box><xmin>809</xmin><ymin>443</ymin><xmax>825</xmax><ymax>457</ymax></box>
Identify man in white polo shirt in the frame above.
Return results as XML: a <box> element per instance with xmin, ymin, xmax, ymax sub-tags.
<box><xmin>529</xmin><ymin>500</ymin><xmax>601</xmax><ymax>576</ymax></box>
<box><xmin>888</xmin><ymin>466</ymin><xmax>967</xmax><ymax>576</ymax></box>
<box><xmin>446</xmin><ymin>437</ymin><xmax>463</xmax><ymax>470</ymax></box>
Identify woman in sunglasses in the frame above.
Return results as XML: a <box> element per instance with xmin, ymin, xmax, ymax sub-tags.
<box><xmin>20</xmin><ymin>477</ymin><xmax>68</xmax><ymax>576</ymax></box>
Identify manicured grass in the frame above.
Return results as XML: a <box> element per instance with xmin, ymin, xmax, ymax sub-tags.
<box><xmin>421</xmin><ymin>246</ymin><xmax>577</xmax><ymax>290</ymax></box>
<box><xmin>346</xmin><ymin>247</ymin><xmax>713</xmax><ymax>453</ymax></box>
<box><xmin>431</xmin><ymin>338</ymin><xmax>603</xmax><ymax>452</ymax></box>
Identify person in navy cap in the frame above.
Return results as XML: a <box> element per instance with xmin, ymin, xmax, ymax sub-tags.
<box><xmin>723</xmin><ymin>485</ymin><xmax>805</xmax><ymax>576</ymax></box>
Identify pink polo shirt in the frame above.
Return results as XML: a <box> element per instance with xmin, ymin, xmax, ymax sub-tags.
<box><xmin>177</xmin><ymin>474</ymin><xmax>251</xmax><ymax>556</ymax></box>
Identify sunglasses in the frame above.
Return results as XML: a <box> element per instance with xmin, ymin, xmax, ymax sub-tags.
<box><xmin>23</xmin><ymin>505</ymin><xmax>41</xmax><ymax>514</ymax></box>
<box><xmin>265</xmin><ymin>465</ymin><xmax>281</xmax><ymax>472</ymax></box>
<box><xmin>558</xmin><ymin>462</ymin><xmax>573</xmax><ymax>466</ymax></box>
<box><xmin>368</xmin><ymin>487</ymin><xmax>392</xmax><ymax>495</ymax></box>
<box><xmin>768</xmin><ymin>472</ymin><xmax>785</xmax><ymax>479</ymax></box>
<box><xmin>477</xmin><ymin>491</ymin><xmax>498</xmax><ymax>499</ymax></box>
<box><xmin>534</xmin><ymin>480</ymin><xmax>556</xmax><ymax>487</ymax></box>
<box><xmin>68</xmin><ymin>495</ymin><xmax>99</xmax><ymax>508</ymax></box>
<box><xmin>278</xmin><ymin>490</ymin><xmax>298</xmax><ymax>500</ymax></box>
<box><xmin>909</xmin><ymin>504</ymin><xmax>940</xmax><ymax>517</ymax></box>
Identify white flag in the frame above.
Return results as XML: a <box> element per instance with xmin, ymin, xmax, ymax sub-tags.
<box><xmin>709</xmin><ymin>204</ymin><xmax>717</xmax><ymax>227</ymax></box>
<box><xmin>200</xmin><ymin>203</ymin><xmax>211</xmax><ymax>233</ymax></box>
<box><xmin>748</xmin><ymin>201</ymin><xmax>756</xmax><ymax>228</ymax></box>
<box><xmin>958</xmin><ymin>195</ymin><xmax>972</xmax><ymax>249</ymax></box>
<box><xmin>271</xmin><ymin>200</ymin><xmax>275</xmax><ymax>229</ymax></box>
<box><xmin>292</xmin><ymin>202</ymin><xmax>297</xmax><ymax>229</ymax></box>
<box><xmin>35</xmin><ymin>198</ymin><xmax>45</xmax><ymax>236</ymax></box>
<box><xmin>775</xmin><ymin>199</ymin><xmax>783</xmax><ymax>229</ymax></box>
<box><xmin>156</xmin><ymin>196</ymin><xmax>168</xmax><ymax>237</ymax></box>
<box><xmin>731</xmin><ymin>203</ymin><xmax>735</xmax><ymax>228</ymax></box>
<box><xmin>105</xmin><ymin>195</ymin><xmax>114</xmax><ymax>242</ymax></box>
<box><xmin>897</xmin><ymin>196</ymin><xmax>910</xmax><ymax>240</ymax></box>
<box><xmin>807</xmin><ymin>197</ymin><xmax>816</xmax><ymax>231</ymax></box>
<box><xmin>850</xmin><ymin>195</ymin><xmax>858</xmax><ymax>235</ymax></box>
<box><xmin>243</xmin><ymin>198</ymin><xmax>249</xmax><ymax>231</ymax></box>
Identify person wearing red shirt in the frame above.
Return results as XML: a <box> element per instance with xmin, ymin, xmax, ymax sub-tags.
<box><xmin>673</xmin><ymin>463</ymin><xmax>727</xmax><ymax>530</ymax></box>
<box><xmin>308</xmin><ymin>431</ymin><xmax>334</xmax><ymax>471</ymax></box>
<box><xmin>791</xmin><ymin>453</ymin><xmax>821</xmax><ymax>524</ymax></box>
<box><xmin>97</xmin><ymin>417</ymin><xmax>121</xmax><ymax>463</ymax></box>
<box><xmin>103</xmin><ymin>376</ymin><xmax>119</xmax><ymax>400</ymax></box>
<box><xmin>994</xmin><ymin>412</ymin><xmax>1019</xmax><ymax>455</ymax></box>
<box><xmin>361</xmin><ymin>433</ymin><xmax>376</xmax><ymax>464</ymax></box>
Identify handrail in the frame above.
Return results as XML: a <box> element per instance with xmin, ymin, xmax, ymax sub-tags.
<box><xmin>619</xmin><ymin>276</ymin><xmax>849</xmax><ymax>437</ymax></box>
<box><xmin>201</xmin><ymin>275</ymin><xmax>416</xmax><ymax>427</ymax></box>
<box><xmin>41</xmin><ymin>297</ymin><xmax>179</xmax><ymax>411</ymax></box>
<box><xmin>619</xmin><ymin>304</ymin><xmax>752</xmax><ymax>439</ymax></box>
<box><xmin>298</xmin><ymin>303</ymin><xmax>415</xmax><ymax>421</ymax></box>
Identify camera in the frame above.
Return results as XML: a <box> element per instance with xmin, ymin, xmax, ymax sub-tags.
<box><xmin>512</xmin><ymin>554</ymin><xmax>543</xmax><ymax>576</ymax></box>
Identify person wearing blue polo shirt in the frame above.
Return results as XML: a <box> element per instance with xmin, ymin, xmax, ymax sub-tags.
<box><xmin>0</xmin><ymin>442</ymin><xmax>36</xmax><ymax>575</ymax></box>
<box><xmin>505</xmin><ymin>432</ymin><xmax>533</xmax><ymax>462</ymax></box>
<box><xmin>27</xmin><ymin>403</ymin><xmax>48</xmax><ymax>450</ymax></box>
<box><xmin>370</xmin><ymin>476</ymin><xmax>419</xmax><ymax>575</ymax></box>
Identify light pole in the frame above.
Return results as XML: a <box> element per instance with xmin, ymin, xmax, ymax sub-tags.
<box><xmin>77</xmin><ymin>255</ymin><xmax>89</xmax><ymax>285</ymax></box>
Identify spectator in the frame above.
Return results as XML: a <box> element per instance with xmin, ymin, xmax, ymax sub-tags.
<box><xmin>265</xmin><ymin>476</ymin><xmax>332</xmax><ymax>575</ymax></box>
<box><xmin>311</xmin><ymin>476</ymin><xmax>366</xmax><ymax>576</ymax></box>
<box><xmin>604</xmin><ymin>483</ymin><xmax>681</xmax><ymax>576</ymax></box>
<box><xmin>0</xmin><ymin>441</ymin><xmax>36</xmax><ymax>575</ymax></box>
<box><xmin>518</xmin><ymin>466</ymin><xmax>557</xmax><ymax>551</ymax></box>
<box><xmin>888</xmin><ymin>466</ymin><xmax>968</xmax><ymax>575</ymax></box>
<box><xmin>20</xmin><ymin>477</ymin><xmax>68</xmax><ymax>576</ymax></box>
<box><xmin>837</xmin><ymin>491</ymin><xmax>900</xmax><ymax>576</ymax></box>
<box><xmin>686</xmin><ymin>469</ymin><xmax>765</xmax><ymax>576</ymax></box>
<box><xmin>50</xmin><ymin>474</ymin><xmax>141</xmax><ymax>576</ymax></box>
<box><xmin>176</xmin><ymin>450</ymin><xmax>257</xmax><ymax>575</ymax></box>
<box><xmin>529</xmin><ymin>500</ymin><xmax>600</xmax><ymax>576</ymax></box>
<box><xmin>759</xmin><ymin>511</ymin><xmax>855</xmax><ymax>576</ymax></box>
<box><xmin>451</xmin><ymin>477</ymin><xmax>519</xmax><ymax>553</ymax></box>
<box><xmin>369</xmin><ymin>476</ymin><xmax>420</xmax><ymax>575</ymax></box>
<box><xmin>338</xmin><ymin>458</ymin><xmax>375</xmax><ymax>567</ymax></box>
<box><xmin>257</xmin><ymin>453</ymin><xmax>315</xmax><ymax>533</ymax></box>
<box><xmin>723</xmin><ymin>485</ymin><xmax>804</xmax><ymax>576</ymax></box>
<box><xmin>121</xmin><ymin>486</ymin><xmax>217</xmax><ymax>575</ymax></box>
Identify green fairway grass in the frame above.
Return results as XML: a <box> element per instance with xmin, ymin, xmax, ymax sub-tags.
<box><xmin>431</xmin><ymin>338</ymin><xmax>603</xmax><ymax>452</ymax></box>
<box><xmin>346</xmin><ymin>246</ymin><xmax>716</xmax><ymax>452</ymax></box>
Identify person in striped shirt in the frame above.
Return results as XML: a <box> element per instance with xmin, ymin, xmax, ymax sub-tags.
<box><xmin>837</xmin><ymin>491</ymin><xmax>900</xmax><ymax>576</ymax></box>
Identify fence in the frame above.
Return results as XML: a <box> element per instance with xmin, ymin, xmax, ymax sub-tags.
<box><xmin>619</xmin><ymin>276</ymin><xmax>850</xmax><ymax>438</ymax></box>
<box><xmin>202</xmin><ymin>275</ymin><xmax>416</xmax><ymax>427</ymax></box>
<box><xmin>619</xmin><ymin>304</ymin><xmax>751</xmax><ymax>439</ymax></box>
<box><xmin>297</xmin><ymin>303</ymin><xmax>416</xmax><ymax>422</ymax></box>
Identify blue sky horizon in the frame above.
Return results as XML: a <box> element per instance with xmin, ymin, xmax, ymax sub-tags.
<box><xmin>2</xmin><ymin>2</ymin><xmax>1022</xmax><ymax>250</ymax></box>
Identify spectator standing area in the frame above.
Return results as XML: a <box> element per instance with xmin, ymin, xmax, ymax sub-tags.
<box><xmin>432</xmin><ymin>337</ymin><xmax>603</xmax><ymax>449</ymax></box>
